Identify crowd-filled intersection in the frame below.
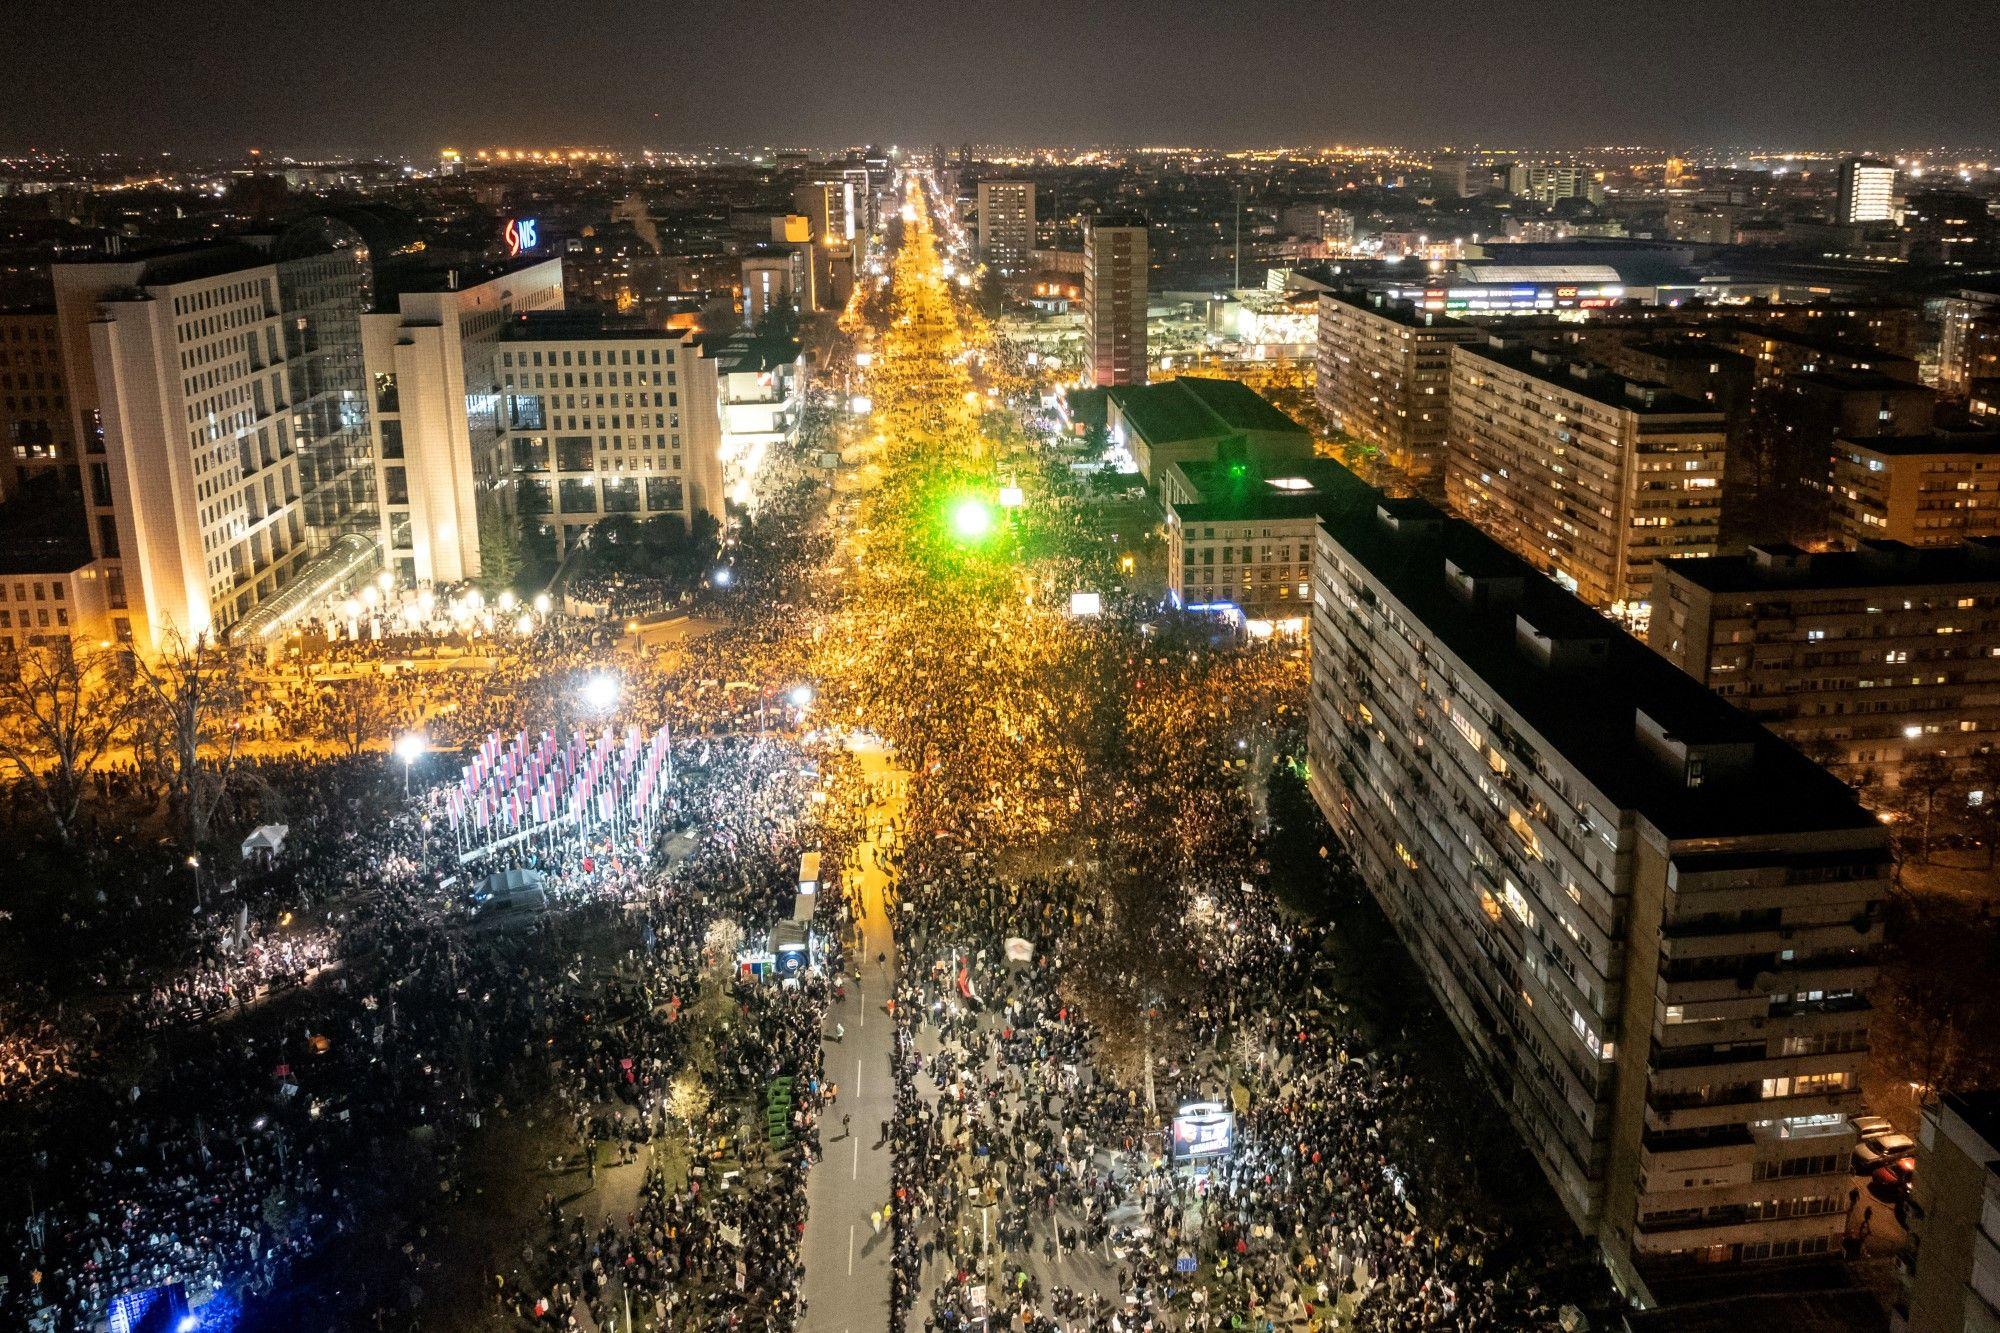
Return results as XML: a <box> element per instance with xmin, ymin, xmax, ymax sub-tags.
<box><xmin>0</xmin><ymin>174</ymin><xmax>1615</xmax><ymax>1332</ymax></box>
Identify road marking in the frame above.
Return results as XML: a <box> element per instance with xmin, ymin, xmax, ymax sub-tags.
<box><xmin>856</xmin><ymin>1056</ymin><xmax>864</xmax><ymax>1098</ymax></box>
<box><xmin>848</xmin><ymin>1222</ymin><xmax>856</xmax><ymax>1275</ymax></box>
<box><xmin>852</xmin><ymin>1136</ymin><xmax>860</xmax><ymax>1180</ymax></box>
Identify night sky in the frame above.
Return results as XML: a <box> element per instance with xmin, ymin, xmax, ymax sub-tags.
<box><xmin>6</xmin><ymin>0</ymin><xmax>1999</xmax><ymax>156</ymax></box>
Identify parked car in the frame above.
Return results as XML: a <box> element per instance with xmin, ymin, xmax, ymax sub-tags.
<box><xmin>1850</xmin><ymin>1115</ymin><xmax>1894</xmax><ymax>1139</ymax></box>
<box><xmin>1854</xmin><ymin>1131</ymin><xmax>1916</xmax><ymax>1173</ymax></box>
<box><xmin>1870</xmin><ymin>1156</ymin><xmax>1916</xmax><ymax>1202</ymax></box>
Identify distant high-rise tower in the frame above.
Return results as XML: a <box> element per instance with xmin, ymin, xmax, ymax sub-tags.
<box><xmin>793</xmin><ymin>179</ymin><xmax>858</xmax><ymax>312</ymax></box>
<box><xmin>795</xmin><ymin>179</ymin><xmax>857</xmax><ymax>247</ymax></box>
<box><xmin>1837</xmin><ymin>157</ymin><xmax>1896</xmax><ymax>223</ymax></box>
<box><xmin>976</xmin><ymin>181</ymin><xmax>1036</xmax><ymax>274</ymax></box>
<box><xmin>1084</xmin><ymin>216</ymin><xmax>1148</xmax><ymax>388</ymax></box>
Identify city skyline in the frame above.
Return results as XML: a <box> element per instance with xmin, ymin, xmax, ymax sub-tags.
<box><xmin>6</xmin><ymin>0</ymin><xmax>2000</xmax><ymax>156</ymax></box>
<box><xmin>5</xmin><ymin>10</ymin><xmax>2000</xmax><ymax>1326</ymax></box>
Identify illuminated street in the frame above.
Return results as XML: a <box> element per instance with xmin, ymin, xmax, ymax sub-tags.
<box><xmin>6</xmin><ymin>10</ymin><xmax>1996</xmax><ymax>1330</ymax></box>
<box><xmin>796</xmin><ymin>736</ymin><xmax>905</xmax><ymax>1331</ymax></box>
<box><xmin>0</xmin><ymin>167</ymin><xmax>1617</xmax><ymax>1333</ymax></box>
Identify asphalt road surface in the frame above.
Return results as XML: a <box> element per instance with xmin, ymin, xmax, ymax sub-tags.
<box><xmin>799</xmin><ymin>739</ymin><xmax>906</xmax><ymax>1331</ymax></box>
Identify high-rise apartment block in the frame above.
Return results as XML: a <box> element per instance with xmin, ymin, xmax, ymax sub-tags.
<box><xmin>1652</xmin><ymin>541</ymin><xmax>2000</xmax><ymax>781</ymax></box>
<box><xmin>1306</xmin><ymin>466</ymin><xmax>1889</xmax><ymax>1297</ymax></box>
<box><xmin>0</xmin><ymin>310</ymin><xmax>76</xmax><ymax>499</ymax></box>
<box><xmin>795</xmin><ymin>178</ymin><xmax>857</xmax><ymax>248</ymax></box>
<box><xmin>1837</xmin><ymin>157</ymin><xmax>1897</xmax><ymax>225</ymax></box>
<box><xmin>1830</xmin><ymin>431</ymin><xmax>2000</xmax><ymax>547</ymax></box>
<box><xmin>1939</xmin><ymin>285</ymin><xmax>2000</xmax><ymax>412</ymax></box>
<box><xmin>706</xmin><ymin>334</ymin><xmax>805</xmax><ymax>512</ymax></box>
<box><xmin>1431</xmin><ymin>156</ymin><xmax>1493</xmax><ymax>198</ymax></box>
<box><xmin>1444</xmin><ymin>334</ymin><xmax>1727</xmax><ymax>616</ymax></box>
<box><xmin>1314</xmin><ymin>288</ymin><xmax>1481</xmax><ymax>489</ymax></box>
<box><xmin>1506</xmin><ymin>163</ymin><xmax>1605</xmax><ymax>206</ymax></box>
<box><xmin>740</xmin><ymin>250</ymin><xmax>800</xmax><ymax>331</ymax></box>
<box><xmin>1733</xmin><ymin>325</ymin><xmax>1921</xmax><ymax>389</ymax></box>
<box><xmin>841</xmin><ymin>166</ymin><xmax>874</xmax><ymax>236</ymax></box>
<box><xmin>1083</xmin><ymin>216</ymin><xmax>1148</xmax><ymax>388</ymax></box>
<box><xmin>975</xmin><ymin>181</ymin><xmax>1036</xmax><ymax>274</ymax></box>
<box><xmin>1897</xmin><ymin>1092</ymin><xmax>2000</xmax><ymax>1333</ymax></box>
<box><xmin>495</xmin><ymin>313</ymin><xmax>723</xmax><ymax>559</ymax></box>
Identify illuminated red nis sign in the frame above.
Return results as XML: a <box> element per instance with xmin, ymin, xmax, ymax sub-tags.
<box><xmin>504</xmin><ymin>217</ymin><xmax>539</xmax><ymax>256</ymax></box>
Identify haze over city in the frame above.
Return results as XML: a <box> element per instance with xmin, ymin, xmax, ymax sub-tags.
<box><xmin>7</xmin><ymin>0</ymin><xmax>2000</xmax><ymax>154</ymax></box>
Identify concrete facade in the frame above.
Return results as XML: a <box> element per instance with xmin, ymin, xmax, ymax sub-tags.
<box><xmin>1084</xmin><ymin>218</ymin><xmax>1148</xmax><ymax>388</ymax></box>
<box><xmin>1444</xmin><ymin>335</ymin><xmax>1727</xmax><ymax>618</ymax></box>
<box><xmin>1306</xmin><ymin>469</ymin><xmax>1888</xmax><ymax>1299</ymax></box>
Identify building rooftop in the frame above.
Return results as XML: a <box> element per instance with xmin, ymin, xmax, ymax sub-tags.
<box><xmin>1313</xmin><ymin>461</ymin><xmax>1880</xmax><ymax>841</ymax></box>
<box><xmin>0</xmin><ymin>475</ymin><xmax>92</xmax><ymax>575</ymax></box>
<box><xmin>1619</xmin><ymin>340</ymin><xmax>1753</xmax><ymax>367</ymax></box>
<box><xmin>373</xmin><ymin>255</ymin><xmax>560</xmax><ymax>306</ymax></box>
<box><xmin>1063</xmin><ymin>387</ymin><xmax>1111</xmax><ymax>434</ymax></box>
<box><xmin>1941</xmin><ymin>1090</ymin><xmax>2000</xmax><ymax>1157</ymax></box>
<box><xmin>54</xmin><ymin>241</ymin><xmax>274</xmax><ymax>290</ymax></box>
<box><xmin>1735</xmin><ymin>321</ymin><xmax>1920</xmax><ymax>369</ymax></box>
<box><xmin>0</xmin><ymin>546</ymin><xmax>94</xmax><ymax>577</ymax></box>
<box><xmin>1320</xmin><ymin>286</ymin><xmax>1475</xmax><ymax>332</ymax></box>
<box><xmin>1837</xmin><ymin>428</ymin><xmax>2000</xmax><ymax>457</ymax></box>
<box><xmin>698</xmin><ymin>332</ymin><xmax>801</xmax><ymax>374</ymax></box>
<box><xmin>1462</xmin><ymin>336</ymin><xmax>1722</xmax><ymax>417</ymax></box>
<box><xmin>499</xmin><ymin>312</ymin><xmax>694</xmax><ymax>343</ymax></box>
<box><xmin>1109</xmin><ymin>376</ymin><xmax>1306</xmax><ymax>445</ymax></box>
<box><xmin>1458</xmin><ymin>263</ymin><xmax>1624</xmax><ymax>285</ymax></box>
<box><xmin>1661</xmin><ymin>540</ymin><xmax>2000</xmax><ymax>594</ymax></box>
<box><xmin>1168</xmin><ymin>458</ymin><xmax>1358</xmax><ymax>524</ymax></box>
<box><xmin>1789</xmin><ymin>365</ymin><xmax>1937</xmax><ymax>395</ymax></box>
<box><xmin>1623</xmin><ymin>1287</ymin><xmax>1891</xmax><ymax>1333</ymax></box>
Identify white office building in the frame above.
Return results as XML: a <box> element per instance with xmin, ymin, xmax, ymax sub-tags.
<box><xmin>497</xmin><ymin>314</ymin><xmax>724</xmax><ymax>557</ymax></box>
<box><xmin>361</xmin><ymin>259</ymin><xmax>564</xmax><ymax>585</ymax></box>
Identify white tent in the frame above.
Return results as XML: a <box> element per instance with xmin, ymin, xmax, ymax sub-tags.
<box><xmin>241</xmin><ymin>824</ymin><xmax>289</xmax><ymax>860</ymax></box>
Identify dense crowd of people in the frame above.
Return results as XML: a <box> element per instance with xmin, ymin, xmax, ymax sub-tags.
<box><xmin>0</xmin><ymin>701</ymin><xmax>869</xmax><ymax>1331</ymax></box>
<box><xmin>0</xmin><ymin>175</ymin><xmax>1620</xmax><ymax>1333</ymax></box>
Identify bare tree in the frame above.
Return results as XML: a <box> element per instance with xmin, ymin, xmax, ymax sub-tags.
<box><xmin>0</xmin><ymin>639</ymin><xmax>136</xmax><ymax>843</ymax></box>
<box><xmin>1963</xmin><ymin>746</ymin><xmax>2000</xmax><ymax>871</ymax></box>
<box><xmin>318</xmin><ymin>676</ymin><xmax>386</xmax><ymax>759</ymax></box>
<box><xmin>130</xmin><ymin>630</ymin><xmax>244</xmax><ymax>854</ymax></box>
<box><xmin>1899</xmin><ymin>752</ymin><xmax>1961</xmax><ymax>866</ymax></box>
<box><xmin>1876</xmin><ymin>894</ymin><xmax>2000</xmax><ymax>1102</ymax></box>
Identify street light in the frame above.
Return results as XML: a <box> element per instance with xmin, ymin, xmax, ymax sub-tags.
<box><xmin>395</xmin><ymin>732</ymin><xmax>428</xmax><ymax>794</ymax></box>
<box><xmin>949</xmin><ymin>496</ymin><xmax>994</xmax><ymax>543</ymax></box>
<box><xmin>712</xmin><ymin>567</ymin><xmax>733</xmax><ymax>588</ymax></box>
<box><xmin>788</xmin><ymin>684</ymin><xmax>814</xmax><ymax>709</ymax></box>
<box><xmin>581</xmin><ymin>673</ymin><xmax>620</xmax><ymax>714</ymax></box>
